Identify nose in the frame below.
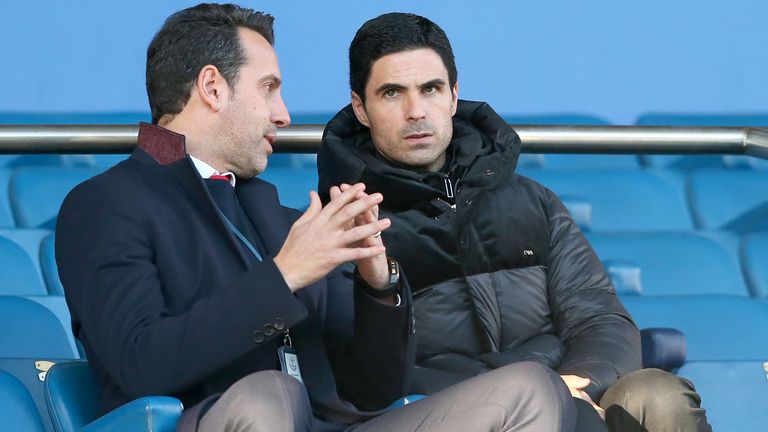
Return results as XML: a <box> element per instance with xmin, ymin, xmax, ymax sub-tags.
<box><xmin>404</xmin><ymin>94</ymin><xmax>426</xmax><ymax>122</ymax></box>
<box><xmin>271</xmin><ymin>92</ymin><xmax>291</xmax><ymax>128</ymax></box>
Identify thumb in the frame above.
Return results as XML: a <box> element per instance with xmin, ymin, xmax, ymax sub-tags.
<box><xmin>561</xmin><ymin>375</ymin><xmax>591</xmax><ymax>390</ymax></box>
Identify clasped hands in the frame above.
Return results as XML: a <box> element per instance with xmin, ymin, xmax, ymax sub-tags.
<box><xmin>274</xmin><ymin>183</ymin><xmax>391</xmax><ymax>293</ymax></box>
<box><xmin>561</xmin><ymin>375</ymin><xmax>606</xmax><ymax>420</ymax></box>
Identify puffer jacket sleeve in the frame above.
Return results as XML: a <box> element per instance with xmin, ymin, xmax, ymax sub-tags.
<box><xmin>543</xmin><ymin>189</ymin><xmax>642</xmax><ymax>400</ymax></box>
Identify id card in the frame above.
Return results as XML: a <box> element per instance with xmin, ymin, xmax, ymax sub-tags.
<box><xmin>278</xmin><ymin>345</ymin><xmax>304</xmax><ymax>384</ymax></box>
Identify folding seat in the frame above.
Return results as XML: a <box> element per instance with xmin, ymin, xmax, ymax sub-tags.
<box><xmin>688</xmin><ymin>169</ymin><xmax>768</xmax><ymax>234</ymax></box>
<box><xmin>0</xmin><ymin>168</ymin><xmax>16</xmax><ymax>228</ymax></box>
<box><xmin>258</xmin><ymin>167</ymin><xmax>319</xmax><ymax>211</ymax></box>
<box><xmin>0</xmin><ymin>233</ymin><xmax>48</xmax><ymax>296</ymax></box>
<box><xmin>587</xmin><ymin>231</ymin><xmax>748</xmax><ymax>296</ymax></box>
<box><xmin>0</xmin><ymin>296</ymin><xmax>76</xmax><ymax>359</ymax></box>
<box><xmin>40</xmin><ymin>233</ymin><xmax>64</xmax><ymax>296</ymax></box>
<box><xmin>636</xmin><ymin>113</ymin><xmax>768</xmax><ymax>170</ymax></box>
<box><xmin>524</xmin><ymin>169</ymin><xmax>693</xmax><ymax>231</ymax></box>
<box><xmin>0</xmin><ymin>231</ymin><xmax>78</xmax><ymax>355</ymax></box>
<box><xmin>587</xmin><ymin>232</ymin><xmax>768</xmax><ymax>362</ymax></box>
<box><xmin>677</xmin><ymin>361</ymin><xmax>768</xmax><ymax>432</ymax></box>
<box><xmin>0</xmin><ymin>370</ymin><xmax>45</xmax><ymax>432</ymax></box>
<box><xmin>9</xmin><ymin>166</ymin><xmax>103</xmax><ymax>229</ymax></box>
<box><xmin>44</xmin><ymin>361</ymin><xmax>183</xmax><ymax>432</ymax></box>
<box><xmin>741</xmin><ymin>233</ymin><xmax>768</xmax><ymax>297</ymax></box>
<box><xmin>0</xmin><ymin>296</ymin><xmax>79</xmax><ymax>430</ymax></box>
<box><xmin>0</xmin><ymin>228</ymin><xmax>52</xmax><ymax>284</ymax></box>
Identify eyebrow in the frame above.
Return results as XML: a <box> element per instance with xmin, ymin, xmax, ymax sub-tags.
<box><xmin>374</xmin><ymin>78</ymin><xmax>447</xmax><ymax>96</ymax></box>
<box><xmin>374</xmin><ymin>82</ymin><xmax>407</xmax><ymax>96</ymax></box>
<box><xmin>419</xmin><ymin>79</ymin><xmax>446</xmax><ymax>91</ymax></box>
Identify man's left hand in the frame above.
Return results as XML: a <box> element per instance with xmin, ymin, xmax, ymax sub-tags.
<box><xmin>330</xmin><ymin>183</ymin><xmax>391</xmax><ymax>291</ymax></box>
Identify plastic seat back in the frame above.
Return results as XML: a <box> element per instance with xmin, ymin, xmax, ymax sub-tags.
<box><xmin>525</xmin><ymin>169</ymin><xmax>693</xmax><ymax>231</ymax></box>
<box><xmin>677</xmin><ymin>361</ymin><xmax>768</xmax><ymax>431</ymax></box>
<box><xmin>588</xmin><ymin>232</ymin><xmax>749</xmax><ymax>296</ymax></box>
<box><xmin>45</xmin><ymin>361</ymin><xmax>183</xmax><ymax>432</ymax></box>
<box><xmin>689</xmin><ymin>169</ymin><xmax>768</xmax><ymax>234</ymax></box>
<box><xmin>742</xmin><ymin>233</ymin><xmax>768</xmax><ymax>297</ymax></box>
<box><xmin>0</xmin><ymin>296</ymin><xmax>76</xmax><ymax>358</ymax></box>
<box><xmin>0</xmin><ymin>369</ymin><xmax>45</xmax><ymax>432</ymax></box>
<box><xmin>0</xmin><ymin>235</ymin><xmax>47</xmax><ymax>295</ymax></box>
<box><xmin>10</xmin><ymin>166</ymin><xmax>104</xmax><ymax>229</ymax></box>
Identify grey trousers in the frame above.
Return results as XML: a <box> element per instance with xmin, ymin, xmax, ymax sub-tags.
<box><xmin>195</xmin><ymin>362</ymin><xmax>577</xmax><ymax>432</ymax></box>
<box><xmin>600</xmin><ymin>369</ymin><xmax>712</xmax><ymax>432</ymax></box>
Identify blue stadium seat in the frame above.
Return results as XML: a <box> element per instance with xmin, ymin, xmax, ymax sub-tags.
<box><xmin>9</xmin><ymin>166</ymin><xmax>103</xmax><ymax>229</ymax></box>
<box><xmin>524</xmin><ymin>169</ymin><xmax>693</xmax><ymax>231</ymax></box>
<box><xmin>0</xmin><ymin>358</ymin><xmax>73</xmax><ymax>432</ymax></box>
<box><xmin>677</xmin><ymin>361</ymin><xmax>768</xmax><ymax>432</ymax></box>
<box><xmin>40</xmin><ymin>233</ymin><xmax>64</xmax><ymax>296</ymax></box>
<box><xmin>621</xmin><ymin>296</ymin><xmax>768</xmax><ymax>361</ymax></box>
<box><xmin>0</xmin><ymin>369</ymin><xmax>45</xmax><ymax>432</ymax></box>
<box><xmin>587</xmin><ymin>232</ymin><xmax>765</xmax><ymax>362</ymax></box>
<box><xmin>688</xmin><ymin>169</ymin><xmax>768</xmax><ymax>234</ymax></box>
<box><xmin>0</xmin><ymin>235</ymin><xmax>47</xmax><ymax>296</ymax></box>
<box><xmin>636</xmin><ymin>113</ymin><xmax>768</xmax><ymax>170</ymax></box>
<box><xmin>0</xmin><ymin>229</ymin><xmax>53</xmax><ymax>292</ymax></box>
<box><xmin>0</xmin><ymin>296</ymin><xmax>76</xmax><ymax>358</ymax></box>
<box><xmin>45</xmin><ymin>361</ymin><xmax>183</xmax><ymax>432</ymax></box>
<box><xmin>587</xmin><ymin>232</ymin><xmax>749</xmax><ymax>296</ymax></box>
<box><xmin>24</xmin><ymin>296</ymin><xmax>80</xmax><ymax>359</ymax></box>
<box><xmin>742</xmin><ymin>233</ymin><xmax>768</xmax><ymax>297</ymax></box>
<box><xmin>0</xmin><ymin>168</ymin><xmax>16</xmax><ymax>228</ymax></box>
<box><xmin>258</xmin><ymin>167</ymin><xmax>318</xmax><ymax>211</ymax></box>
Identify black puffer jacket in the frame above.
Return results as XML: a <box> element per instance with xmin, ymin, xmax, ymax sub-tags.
<box><xmin>318</xmin><ymin>100</ymin><xmax>641</xmax><ymax>399</ymax></box>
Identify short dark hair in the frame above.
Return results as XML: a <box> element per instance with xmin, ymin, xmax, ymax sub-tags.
<box><xmin>349</xmin><ymin>13</ymin><xmax>457</xmax><ymax>103</ymax></box>
<box><xmin>146</xmin><ymin>3</ymin><xmax>274</xmax><ymax>124</ymax></box>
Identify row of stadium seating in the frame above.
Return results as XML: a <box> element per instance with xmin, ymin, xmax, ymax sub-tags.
<box><xmin>2</xmin><ymin>229</ymin><xmax>768</xmax><ymax>430</ymax></box>
<box><xmin>1</xmin><ymin>112</ymin><xmax>767</xmax><ymax>431</ymax></box>
<box><xmin>0</xmin><ymin>164</ymin><xmax>767</xmax><ymax>236</ymax></box>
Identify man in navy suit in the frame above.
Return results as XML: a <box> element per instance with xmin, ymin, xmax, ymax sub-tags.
<box><xmin>56</xmin><ymin>4</ymin><xmax>577</xmax><ymax>431</ymax></box>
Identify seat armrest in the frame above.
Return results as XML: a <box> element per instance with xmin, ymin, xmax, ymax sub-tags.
<box><xmin>81</xmin><ymin>396</ymin><xmax>182</xmax><ymax>432</ymax></box>
<box><xmin>641</xmin><ymin>328</ymin><xmax>686</xmax><ymax>372</ymax></box>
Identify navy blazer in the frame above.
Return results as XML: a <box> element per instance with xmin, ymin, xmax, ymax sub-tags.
<box><xmin>55</xmin><ymin>123</ymin><xmax>415</xmax><ymax>423</ymax></box>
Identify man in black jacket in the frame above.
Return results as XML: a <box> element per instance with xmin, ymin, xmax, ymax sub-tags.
<box><xmin>318</xmin><ymin>12</ymin><xmax>711</xmax><ymax>432</ymax></box>
<box><xmin>57</xmin><ymin>4</ymin><xmax>577</xmax><ymax>432</ymax></box>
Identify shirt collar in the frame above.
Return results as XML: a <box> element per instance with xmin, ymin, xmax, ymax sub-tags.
<box><xmin>189</xmin><ymin>155</ymin><xmax>236</xmax><ymax>187</ymax></box>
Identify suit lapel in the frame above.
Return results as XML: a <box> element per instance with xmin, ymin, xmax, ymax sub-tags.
<box><xmin>164</xmin><ymin>155</ymin><xmax>253</xmax><ymax>267</ymax></box>
<box><xmin>234</xmin><ymin>178</ymin><xmax>292</xmax><ymax>258</ymax></box>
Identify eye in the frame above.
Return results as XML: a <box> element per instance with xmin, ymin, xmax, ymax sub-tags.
<box><xmin>384</xmin><ymin>88</ymin><xmax>399</xmax><ymax>98</ymax></box>
<box><xmin>423</xmin><ymin>85</ymin><xmax>437</xmax><ymax>94</ymax></box>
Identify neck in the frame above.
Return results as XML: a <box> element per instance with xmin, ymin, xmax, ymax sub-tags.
<box><xmin>160</xmin><ymin>112</ymin><xmax>227</xmax><ymax>173</ymax></box>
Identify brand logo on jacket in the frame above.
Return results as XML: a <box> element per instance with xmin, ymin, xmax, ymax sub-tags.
<box><xmin>523</xmin><ymin>250</ymin><xmax>535</xmax><ymax>256</ymax></box>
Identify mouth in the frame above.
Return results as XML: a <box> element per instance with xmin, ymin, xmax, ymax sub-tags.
<box><xmin>404</xmin><ymin>132</ymin><xmax>433</xmax><ymax>143</ymax></box>
<box><xmin>264</xmin><ymin>135</ymin><xmax>276</xmax><ymax>154</ymax></box>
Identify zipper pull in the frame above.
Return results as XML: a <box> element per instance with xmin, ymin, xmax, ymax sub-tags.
<box><xmin>283</xmin><ymin>330</ymin><xmax>293</xmax><ymax>348</ymax></box>
<box><xmin>443</xmin><ymin>175</ymin><xmax>454</xmax><ymax>199</ymax></box>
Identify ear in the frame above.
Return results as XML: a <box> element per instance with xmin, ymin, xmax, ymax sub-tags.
<box><xmin>451</xmin><ymin>82</ymin><xmax>459</xmax><ymax>116</ymax></box>
<box><xmin>350</xmin><ymin>91</ymin><xmax>371</xmax><ymax>127</ymax></box>
<box><xmin>195</xmin><ymin>64</ymin><xmax>230</xmax><ymax>113</ymax></box>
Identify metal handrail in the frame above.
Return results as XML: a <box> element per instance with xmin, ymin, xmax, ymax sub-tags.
<box><xmin>0</xmin><ymin>124</ymin><xmax>766</xmax><ymax>159</ymax></box>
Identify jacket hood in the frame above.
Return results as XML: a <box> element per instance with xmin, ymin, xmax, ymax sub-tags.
<box><xmin>318</xmin><ymin>100</ymin><xmax>520</xmax><ymax>210</ymax></box>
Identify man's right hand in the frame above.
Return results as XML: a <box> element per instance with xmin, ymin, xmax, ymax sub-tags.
<box><xmin>274</xmin><ymin>183</ymin><xmax>391</xmax><ymax>292</ymax></box>
<box><xmin>560</xmin><ymin>375</ymin><xmax>606</xmax><ymax>420</ymax></box>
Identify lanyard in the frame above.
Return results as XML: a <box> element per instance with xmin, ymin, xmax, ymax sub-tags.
<box><xmin>217</xmin><ymin>210</ymin><xmax>263</xmax><ymax>262</ymax></box>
